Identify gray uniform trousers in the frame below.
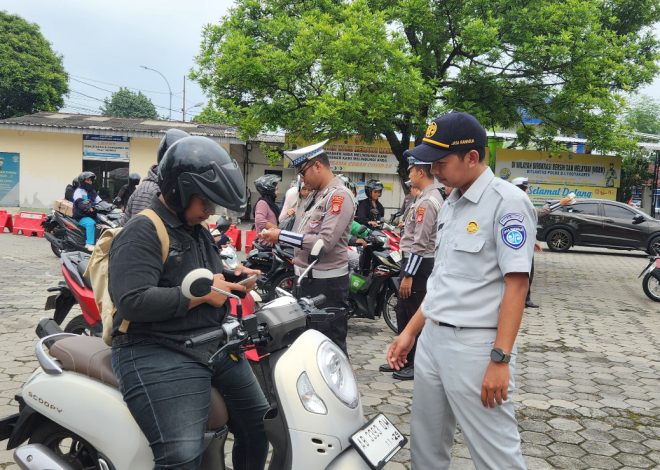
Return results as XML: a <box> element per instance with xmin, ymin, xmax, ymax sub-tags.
<box><xmin>411</xmin><ymin>321</ymin><xmax>526</xmax><ymax>469</ymax></box>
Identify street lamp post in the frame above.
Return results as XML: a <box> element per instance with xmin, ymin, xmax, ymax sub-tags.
<box><xmin>140</xmin><ymin>65</ymin><xmax>172</xmax><ymax>120</ymax></box>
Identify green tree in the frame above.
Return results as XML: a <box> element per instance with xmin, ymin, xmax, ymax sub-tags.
<box><xmin>625</xmin><ymin>96</ymin><xmax>660</xmax><ymax>135</ymax></box>
<box><xmin>619</xmin><ymin>97</ymin><xmax>658</xmax><ymax>202</ymax></box>
<box><xmin>192</xmin><ymin>0</ymin><xmax>660</xmax><ymax>181</ymax></box>
<box><xmin>619</xmin><ymin>151</ymin><xmax>653</xmax><ymax>202</ymax></box>
<box><xmin>100</xmin><ymin>87</ymin><xmax>158</xmax><ymax>119</ymax></box>
<box><xmin>0</xmin><ymin>11</ymin><xmax>69</xmax><ymax>119</ymax></box>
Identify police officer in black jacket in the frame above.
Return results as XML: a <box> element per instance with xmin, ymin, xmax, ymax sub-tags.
<box><xmin>108</xmin><ymin>136</ymin><xmax>268</xmax><ymax>470</ymax></box>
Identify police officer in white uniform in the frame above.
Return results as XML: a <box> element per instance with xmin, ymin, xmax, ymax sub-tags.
<box><xmin>387</xmin><ymin>112</ymin><xmax>536</xmax><ymax>469</ymax></box>
<box><xmin>380</xmin><ymin>155</ymin><xmax>443</xmax><ymax>381</ymax></box>
<box><xmin>260</xmin><ymin>140</ymin><xmax>355</xmax><ymax>354</ymax></box>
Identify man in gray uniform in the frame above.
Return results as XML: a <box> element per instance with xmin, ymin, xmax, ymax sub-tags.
<box><xmin>387</xmin><ymin>112</ymin><xmax>536</xmax><ymax>469</ymax></box>
<box><xmin>380</xmin><ymin>155</ymin><xmax>443</xmax><ymax>381</ymax></box>
<box><xmin>260</xmin><ymin>140</ymin><xmax>355</xmax><ymax>354</ymax></box>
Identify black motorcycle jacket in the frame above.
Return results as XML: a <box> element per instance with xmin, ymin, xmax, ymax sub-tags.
<box><xmin>108</xmin><ymin>197</ymin><xmax>227</xmax><ymax>360</ymax></box>
<box><xmin>355</xmin><ymin>198</ymin><xmax>384</xmax><ymax>226</ymax></box>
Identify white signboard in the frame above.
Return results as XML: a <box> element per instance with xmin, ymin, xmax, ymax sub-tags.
<box><xmin>83</xmin><ymin>134</ymin><xmax>130</xmax><ymax>161</ymax></box>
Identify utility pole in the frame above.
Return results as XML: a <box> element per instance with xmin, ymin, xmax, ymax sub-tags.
<box><xmin>182</xmin><ymin>76</ymin><xmax>187</xmax><ymax>122</ymax></box>
<box><xmin>652</xmin><ymin>150</ymin><xmax>660</xmax><ymax>218</ymax></box>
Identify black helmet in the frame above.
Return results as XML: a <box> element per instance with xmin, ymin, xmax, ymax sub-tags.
<box><xmin>215</xmin><ymin>216</ymin><xmax>231</xmax><ymax>232</ymax></box>
<box><xmin>254</xmin><ymin>174</ymin><xmax>280</xmax><ymax>197</ymax></box>
<box><xmin>128</xmin><ymin>173</ymin><xmax>141</xmax><ymax>185</ymax></box>
<box><xmin>365</xmin><ymin>179</ymin><xmax>384</xmax><ymax>197</ymax></box>
<box><xmin>77</xmin><ymin>171</ymin><xmax>96</xmax><ymax>185</ymax></box>
<box><xmin>158</xmin><ymin>136</ymin><xmax>247</xmax><ymax>213</ymax></box>
<box><xmin>157</xmin><ymin>129</ymin><xmax>190</xmax><ymax>163</ymax></box>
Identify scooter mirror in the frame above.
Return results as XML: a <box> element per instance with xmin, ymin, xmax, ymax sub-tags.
<box><xmin>181</xmin><ymin>268</ymin><xmax>214</xmax><ymax>299</ymax></box>
<box><xmin>308</xmin><ymin>239</ymin><xmax>325</xmax><ymax>263</ymax></box>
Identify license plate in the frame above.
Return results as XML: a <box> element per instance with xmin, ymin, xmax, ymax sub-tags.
<box><xmin>390</xmin><ymin>250</ymin><xmax>402</xmax><ymax>263</ymax></box>
<box><xmin>350</xmin><ymin>414</ymin><xmax>407</xmax><ymax>469</ymax></box>
<box><xmin>45</xmin><ymin>294</ymin><xmax>58</xmax><ymax>311</ymax></box>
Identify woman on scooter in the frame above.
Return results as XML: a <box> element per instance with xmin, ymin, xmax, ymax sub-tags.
<box><xmin>72</xmin><ymin>171</ymin><xmax>102</xmax><ymax>251</ymax></box>
<box><xmin>356</xmin><ymin>179</ymin><xmax>385</xmax><ymax>227</ymax></box>
<box><xmin>108</xmin><ymin>136</ymin><xmax>268</xmax><ymax>470</ymax></box>
<box><xmin>253</xmin><ymin>174</ymin><xmax>281</xmax><ymax>246</ymax></box>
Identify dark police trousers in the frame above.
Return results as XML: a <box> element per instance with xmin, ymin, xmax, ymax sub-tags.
<box><xmin>300</xmin><ymin>274</ymin><xmax>349</xmax><ymax>355</ymax></box>
<box><xmin>395</xmin><ymin>258</ymin><xmax>434</xmax><ymax>365</ymax></box>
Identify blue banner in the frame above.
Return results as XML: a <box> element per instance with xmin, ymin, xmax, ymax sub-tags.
<box><xmin>0</xmin><ymin>152</ymin><xmax>20</xmax><ymax>206</ymax></box>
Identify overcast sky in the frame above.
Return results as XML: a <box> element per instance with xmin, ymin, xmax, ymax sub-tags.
<box><xmin>4</xmin><ymin>0</ymin><xmax>660</xmax><ymax>123</ymax></box>
<box><xmin>2</xmin><ymin>0</ymin><xmax>234</xmax><ymax>121</ymax></box>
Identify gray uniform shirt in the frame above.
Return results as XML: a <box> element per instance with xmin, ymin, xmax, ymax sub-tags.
<box><xmin>399</xmin><ymin>183</ymin><xmax>443</xmax><ymax>276</ymax></box>
<box><xmin>421</xmin><ymin>167</ymin><xmax>536</xmax><ymax>327</ymax></box>
<box><xmin>279</xmin><ymin>176</ymin><xmax>356</xmax><ymax>272</ymax></box>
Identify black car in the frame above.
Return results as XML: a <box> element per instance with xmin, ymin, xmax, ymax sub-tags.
<box><xmin>537</xmin><ymin>199</ymin><xmax>660</xmax><ymax>254</ymax></box>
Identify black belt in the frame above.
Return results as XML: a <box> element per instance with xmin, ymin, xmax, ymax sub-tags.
<box><xmin>431</xmin><ymin>320</ymin><xmax>497</xmax><ymax>329</ymax></box>
<box><xmin>433</xmin><ymin>320</ymin><xmax>457</xmax><ymax>328</ymax></box>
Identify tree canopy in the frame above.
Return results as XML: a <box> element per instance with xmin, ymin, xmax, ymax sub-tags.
<box><xmin>625</xmin><ymin>95</ymin><xmax>660</xmax><ymax>135</ymax></box>
<box><xmin>192</xmin><ymin>0</ymin><xmax>660</xmax><ymax>178</ymax></box>
<box><xmin>0</xmin><ymin>11</ymin><xmax>69</xmax><ymax>119</ymax></box>
<box><xmin>619</xmin><ymin>96</ymin><xmax>658</xmax><ymax>202</ymax></box>
<box><xmin>100</xmin><ymin>87</ymin><xmax>158</xmax><ymax>119</ymax></box>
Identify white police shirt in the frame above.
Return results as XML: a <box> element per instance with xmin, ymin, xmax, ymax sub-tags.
<box><xmin>421</xmin><ymin>167</ymin><xmax>536</xmax><ymax>327</ymax></box>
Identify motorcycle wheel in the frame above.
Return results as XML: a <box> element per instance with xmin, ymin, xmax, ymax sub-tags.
<box><xmin>50</xmin><ymin>242</ymin><xmax>62</xmax><ymax>258</ymax></box>
<box><xmin>64</xmin><ymin>315</ymin><xmax>92</xmax><ymax>335</ymax></box>
<box><xmin>266</xmin><ymin>271</ymin><xmax>296</xmax><ymax>299</ymax></box>
<box><xmin>642</xmin><ymin>272</ymin><xmax>660</xmax><ymax>302</ymax></box>
<box><xmin>28</xmin><ymin>420</ymin><xmax>100</xmax><ymax>470</ymax></box>
<box><xmin>382</xmin><ymin>290</ymin><xmax>398</xmax><ymax>333</ymax></box>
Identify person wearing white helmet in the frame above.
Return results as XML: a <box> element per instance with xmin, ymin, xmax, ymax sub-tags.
<box><xmin>260</xmin><ymin>140</ymin><xmax>356</xmax><ymax>354</ymax></box>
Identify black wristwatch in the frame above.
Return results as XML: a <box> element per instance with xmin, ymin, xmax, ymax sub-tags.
<box><xmin>490</xmin><ymin>348</ymin><xmax>511</xmax><ymax>364</ymax></box>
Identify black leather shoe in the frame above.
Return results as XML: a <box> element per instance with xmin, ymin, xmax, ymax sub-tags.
<box><xmin>525</xmin><ymin>300</ymin><xmax>539</xmax><ymax>308</ymax></box>
<box><xmin>379</xmin><ymin>363</ymin><xmax>395</xmax><ymax>373</ymax></box>
<box><xmin>393</xmin><ymin>366</ymin><xmax>414</xmax><ymax>381</ymax></box>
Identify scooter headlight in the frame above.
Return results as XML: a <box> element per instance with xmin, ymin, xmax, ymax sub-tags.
<box><xmin>297</xmin><ymin>372</ymin><xmax>327</xmax><ymax>415</ymax></box>
<box><xmin>317</xmin><ymin>340</ymin><xmax>359</xmax><ymax>409</ymax></box>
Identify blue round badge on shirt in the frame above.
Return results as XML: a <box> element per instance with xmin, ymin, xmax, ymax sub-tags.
<box><xmin>501</xmin><ymin>225</ymin><xmax>526</xmax><ymax>249</ymax></box>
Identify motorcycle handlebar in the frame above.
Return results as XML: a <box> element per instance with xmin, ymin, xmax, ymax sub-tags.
<box><xmin>310</xmin><ymin>294</ymin><xmax>326</xmax><ymax>308</ymax></box>
<box><xmin>185</xmin><ymin>329</ymin><xmax>227</xmax><ymax>348</ymax></box>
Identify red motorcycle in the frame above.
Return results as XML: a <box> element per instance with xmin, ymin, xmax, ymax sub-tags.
<box><xmin>45</xmin><ymin>252</ymin><xmax>259</xmax><ymax>343</ymax></box>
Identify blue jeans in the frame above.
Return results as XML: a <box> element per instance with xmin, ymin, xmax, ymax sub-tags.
<box><xmin>78</xmin><ymin>216</ymin><xmax>96</xmax><ymax>245</ymax></box>
<box><xmin>112</xmin><ymin>339</ymin><xmax>270</xmax><ymax>469</ymax></box>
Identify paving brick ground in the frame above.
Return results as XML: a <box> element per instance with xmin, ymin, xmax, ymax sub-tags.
<box><xmin>1</xmin><ymin>234</ymin><xmax>658</xmax><ymax>469</ymax></box>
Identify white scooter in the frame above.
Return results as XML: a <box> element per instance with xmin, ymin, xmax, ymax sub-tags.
<box><xmin>0</xmin><ymin>241</ymin><xmax>406</xmax><ymax>469</ymax></box>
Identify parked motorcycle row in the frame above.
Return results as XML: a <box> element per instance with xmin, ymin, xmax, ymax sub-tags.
<box><xmin>245</xmin><ymin>220</ymin><xmax>403</xmax><ymax>333</ymax></box>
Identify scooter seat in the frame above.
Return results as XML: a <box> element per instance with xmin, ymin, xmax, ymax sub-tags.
<box><xmin>48</xmin><ymin>336</ymin><xmax>229</xmax><ymax>430</ymax></box>
<box><xmin>76</xmin><ymin>258</ymin><xmax>93</xmax><ymax>289</ymax></box>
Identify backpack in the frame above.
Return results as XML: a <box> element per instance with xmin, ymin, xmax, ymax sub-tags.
<box><xmin>83</xmin><ymin>208</ymin><xmax>170</xmax><ymax>346</ymax></box>
<box><xmin>64</xmin><ymin>184</ymin><xmax>76</xmax><ymax>202</ymax></box>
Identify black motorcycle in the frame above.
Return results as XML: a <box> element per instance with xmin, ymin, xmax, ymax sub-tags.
<box><xmin>347</xmin><ymin>231</ymin><xmax>400</xmax><ymax>333</ymax></box>
<box><xmin>243</xmin><ymin>240</ymin><xmax>275</xmax><ymax>274</ymax></box>
<box><xmin>256</xmin><ymin>244</ymin><xmax>296</xmax><ymax>302</ymax></box>
<box><xmin>42</xmin><ymin>201</ymin><xmax>122</xmax><ymax>257</ymax></box>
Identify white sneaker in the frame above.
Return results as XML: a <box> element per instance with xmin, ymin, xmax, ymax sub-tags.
<box><xmin>85</xmin><ymin>244</ymin><xmax>95</xmax><ymax>252</ymax></box>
